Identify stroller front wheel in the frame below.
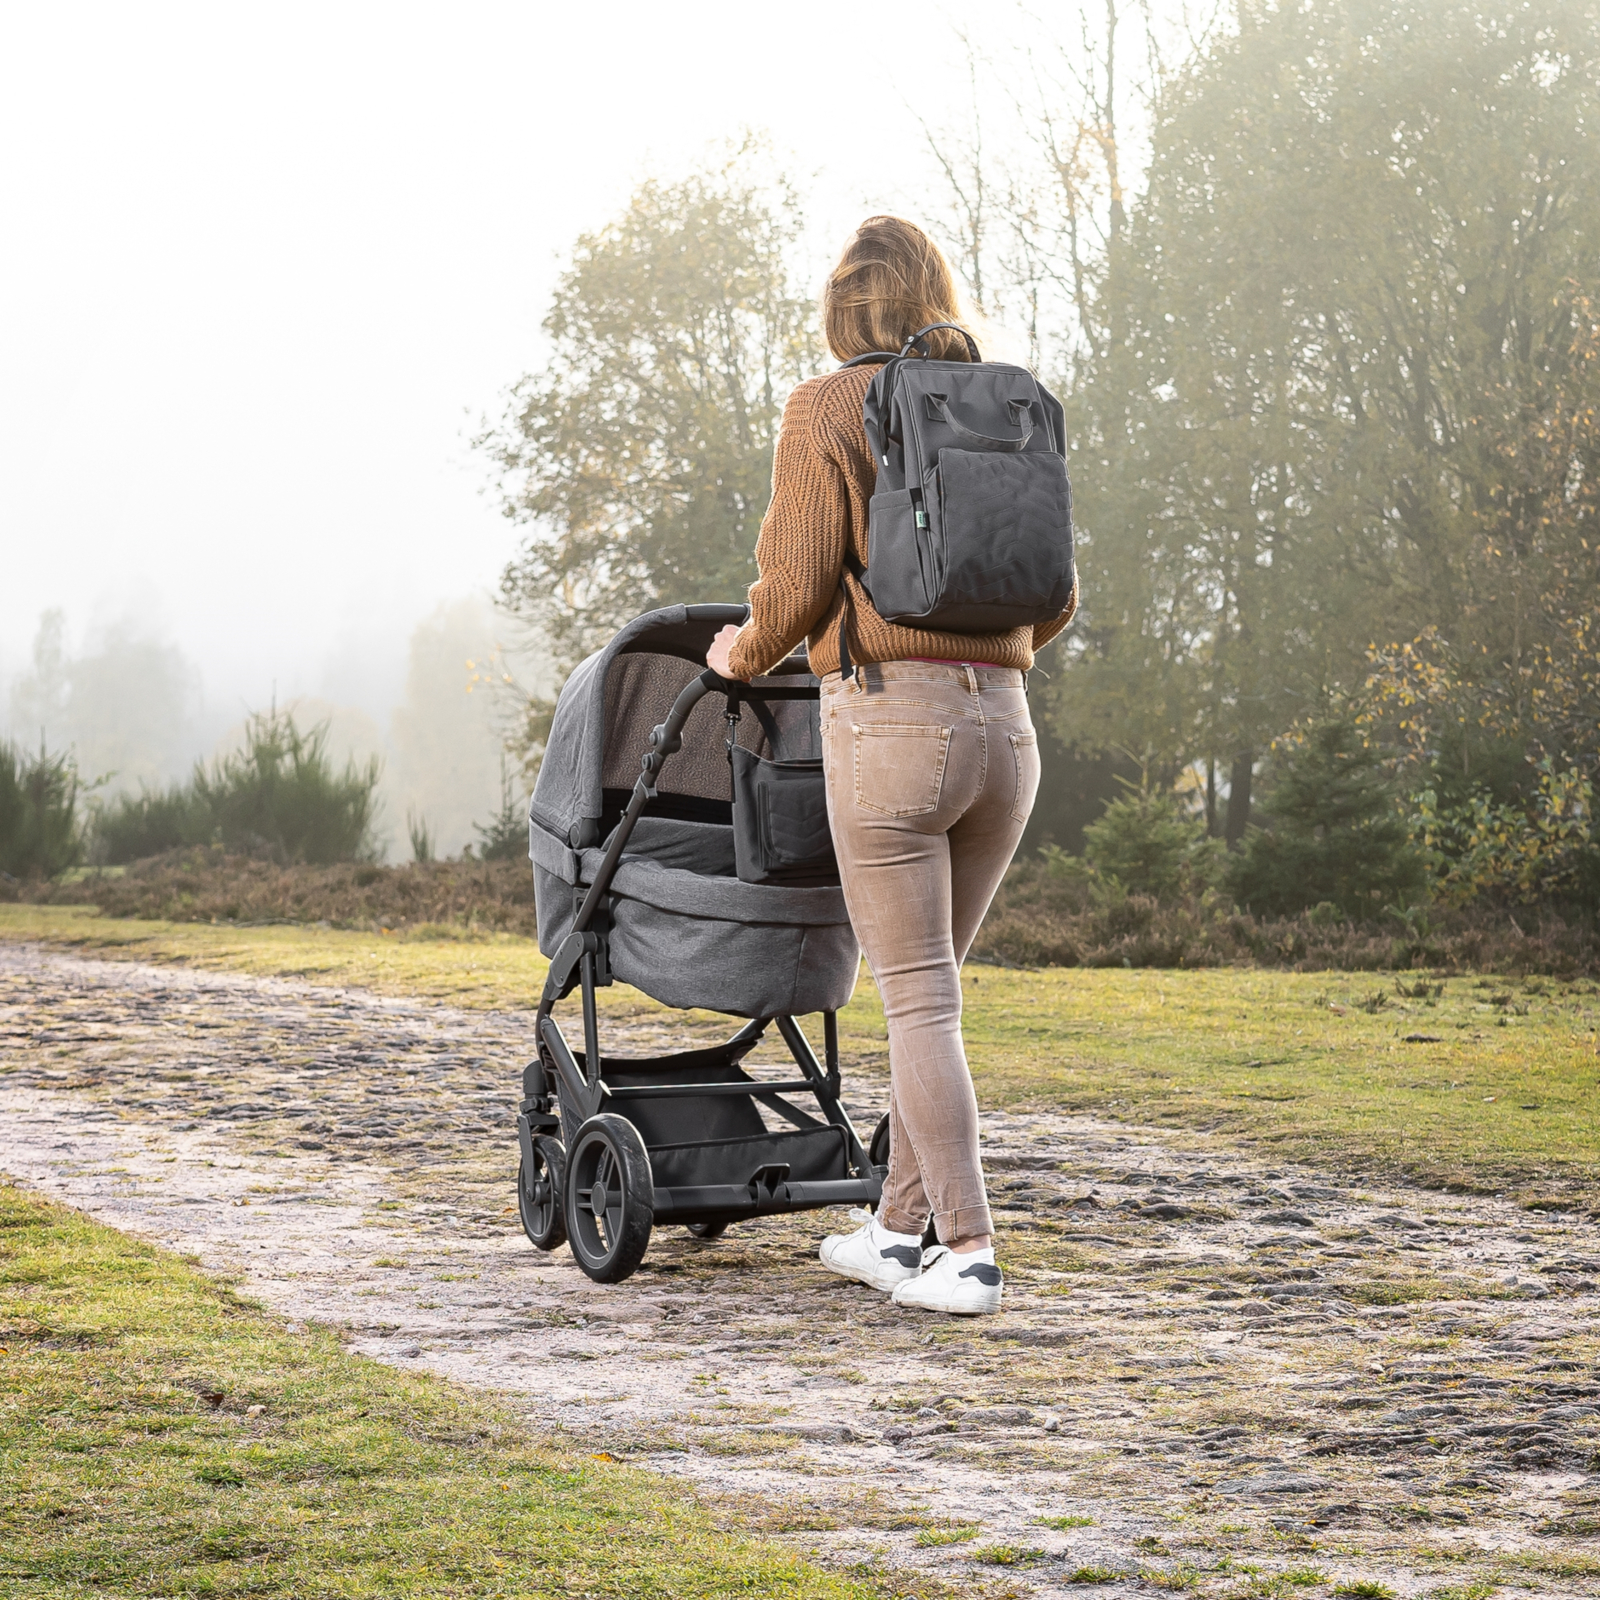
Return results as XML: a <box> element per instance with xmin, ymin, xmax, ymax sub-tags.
<box><xmin>518</xmin><ymin>1136</ymin><xmax>568</xmax><ymax>1251</ymax></box>
<box><xmin>564</xmin><ymin>1114</ymin><xmax>655</xmax><ymax>1283</ymax></box>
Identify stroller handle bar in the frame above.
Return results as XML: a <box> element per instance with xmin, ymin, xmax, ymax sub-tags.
<box><xmin>572</xmin><ymin>667</ymin><xmax>734</xmax><ymax>936</ymax></box>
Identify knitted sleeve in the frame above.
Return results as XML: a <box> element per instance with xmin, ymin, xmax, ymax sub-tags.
<box><xmin>726</xmin><ymin>379</ymin><xmax>849</xmax><ymax>679</ymax></box>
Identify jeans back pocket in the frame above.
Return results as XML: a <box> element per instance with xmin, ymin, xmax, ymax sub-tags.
<box><xmin>852</xmin><ymin>723</ymin><xmax>952</xmax><ymax>817</ymax></box>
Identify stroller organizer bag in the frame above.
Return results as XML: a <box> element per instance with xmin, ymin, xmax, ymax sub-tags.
<box><xmin>518</xmin><ymin>603</ymin><xmax>884</xmax><ymax>1283</ymax></box>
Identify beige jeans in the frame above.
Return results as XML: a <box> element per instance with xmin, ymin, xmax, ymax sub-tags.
<box><xmin>820</xmin><ymin>661</ymin><xmax>1040</xmax><ymax>1244</ymax></box>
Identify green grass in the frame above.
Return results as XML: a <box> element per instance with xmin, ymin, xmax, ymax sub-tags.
<box><xmin>0</xmin><ymin>904</ymin><xmax>555</xmax><ymax>1010</ymax></box>
<box><xmin>5</xmin><ymin>905</ymin><xmax>1599</xmax><ymax>1197</ymax></box>
<box><xmin>913</xmin><ymin>1524</ymin><xmax>979</xmax><ymax>1547</ymax></box>
<box><xmin>955</xmin><ymin>962</ymin><xmax>1600</xmax><ymax>1199</ymax></box>
<box><xmin>970</xmin><ymin>1544</ymin><xmax>1047</xmax><ymax>1566</ymax></box>
<box><xmin>0</xmin><ymin>1178</ymin><xmax>880</xmax><ymax>1599</ymax></box>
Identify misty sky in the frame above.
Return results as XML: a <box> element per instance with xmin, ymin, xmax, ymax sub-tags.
<box><xmin>2</xmin><ymin>0</ymin><xmax>1058</xmax><ymax>724</ymax></box>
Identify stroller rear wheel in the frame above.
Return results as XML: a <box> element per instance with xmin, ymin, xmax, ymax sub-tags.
<box><xmin>517</xmin><ymin>1135</ymin><xmax>567</xmax><ymax>1251</ymax></box>
<box><xmin>684</xmin><ymin>1220</ymin><xmax>729</xmax><ymax>1241</ymax></box>
<box><xmin>565</xmin><ymin>1114</ymin><xmax>654</xmax><ymax>1283</ymax></box>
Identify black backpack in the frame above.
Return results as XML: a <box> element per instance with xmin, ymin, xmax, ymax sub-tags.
<box><xmin>837</xmin><ymin>322</ymin><xmax>1075</xmax><ymax>675</ymax></box>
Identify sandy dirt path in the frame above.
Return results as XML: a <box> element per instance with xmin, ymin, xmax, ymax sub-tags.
<box><xmin>4</xmin><ymin>941</ymin><xmax>1600</xmax><ymax>1597</ymax></box>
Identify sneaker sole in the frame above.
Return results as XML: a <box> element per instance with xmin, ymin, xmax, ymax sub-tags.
<box><xmin>818</xmin><ymin>1252</ymin><xmax>913</xmax><ymax>1293</ymax></box>
<box><xmin>890</xmin><ymin>1291</ymin><xmax>1002</xmax><ymax>1316</ymax></box>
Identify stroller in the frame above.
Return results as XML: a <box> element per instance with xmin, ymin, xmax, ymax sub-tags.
<box><xmin>518</xmin><ymin>603</ymin><xmax>887</xmax><ymax>1283</ymax></box>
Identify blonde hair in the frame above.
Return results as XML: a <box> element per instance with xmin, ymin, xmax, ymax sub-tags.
<box><xmin>822</xmin><ymin>215</ymin><xmax>973</xmax><ymax>363</ymax></box>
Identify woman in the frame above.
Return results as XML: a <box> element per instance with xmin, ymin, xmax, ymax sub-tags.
<box><xmin>707</xmin><ymin>215</ymin><xmax>1077</xmax><ymax>1316</ymax></box>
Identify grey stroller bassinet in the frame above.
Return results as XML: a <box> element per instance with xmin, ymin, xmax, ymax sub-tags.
<box><xmin>517</xmin><ymin>603</ymin><xmax>885</xmax><ymax>1283</ymax></box>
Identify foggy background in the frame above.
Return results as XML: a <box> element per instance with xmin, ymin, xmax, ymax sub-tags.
<box><xmin>1</xmin><ymin>0</ymin><xmax>1076</xmax><ymax>858</ymax></box>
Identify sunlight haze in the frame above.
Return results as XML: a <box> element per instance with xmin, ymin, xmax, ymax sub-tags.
<box><xmin>2</xmin><ymin>0</ymin><xmax>1152</xmax><ymax>850</ymax></box>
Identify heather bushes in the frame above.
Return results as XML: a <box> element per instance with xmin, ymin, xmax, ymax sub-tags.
<box><xmin>11</xmin><ymin>840</ymin><xmax>1594</xmax><ymax>974</ymax></box>
<box><xmin>18</xmin><ymin>848</ymin><xmax>536</xmax><ymax>935</ymax></box>
<box><xmin>972</xmin><ymin>851</ymin><xmax>1600</xmax><ymax>976</ymax></box>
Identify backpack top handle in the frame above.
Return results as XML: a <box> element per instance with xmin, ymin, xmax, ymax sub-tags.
<box><xmin>923</xmin><ymin>393</ymin><xmax>1035</xmax><ymax>452</ymax></box>
<box><xmin>901</xmin><ymin>322</ymin><xmax>982</xmax><ymax>361</ymax></box>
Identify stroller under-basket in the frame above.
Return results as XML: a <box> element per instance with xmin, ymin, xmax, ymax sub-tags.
<box><xmin>516</xmin><ymin>603</ymin><xmax>886</xmax><ymax>1283</ymax></box>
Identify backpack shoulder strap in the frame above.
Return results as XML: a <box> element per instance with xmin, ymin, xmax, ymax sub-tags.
<box><xmin>835</xmin><ymin>555</ymin><xmax>865</xmax><ymax>683</ymax></box>
<box><xmin>862</xmin><ymin>356</ymin><xmax>908</xmax><ymax>471</ymax></box>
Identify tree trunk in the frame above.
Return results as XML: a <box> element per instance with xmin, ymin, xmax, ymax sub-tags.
<box><xmin>1205</xmin><ymin>757</ymin><xmax>1218</xmax><ymax>837</ymax></box>
<box><xmin>1225</xmin><ymin>751</ymin><xmax>1254</xmax><ymax>847</ymax></box>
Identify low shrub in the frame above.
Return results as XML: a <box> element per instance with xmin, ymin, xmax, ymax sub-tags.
<box><xmin>469</xmin><ymin>765</ymin><xmax>527</xmax><ymax>862</ymax></box>
<box><xmin>91</xmin><ymin>710</ymin><xmax>382</xmax><ymax>867</ymax></box>
<box><xmin>1080</xmin><ymin>785</ymin><xmax>1221</xmax><ymax>899</ymax></box>
<box><xmin>194</xmin><ymin>710</ymin><xmax>381</xmax><ymax>864</ymax></box>
<box><xmin>1417</xmin><ymin>758</ymin><xmax>1600</xmax><ymax>906</ymax></box>
<box><xmin>0</xmin><ymin>740</ymin><xmax>82</xmax><ymax>880</ymax></box>
<box><xmin>92</xmin><ymin>782</ymin><xmax>212</xmax><ymax>863</ymax></box>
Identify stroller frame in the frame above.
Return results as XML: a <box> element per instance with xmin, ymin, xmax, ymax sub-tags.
<box><xmin>518</xmin><ymin>614</ymin><xmax>883</xmax><ymax>1283</ymax></box>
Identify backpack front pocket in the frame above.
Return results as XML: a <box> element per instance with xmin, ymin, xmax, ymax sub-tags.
<box><xmin>928</xmin><ymin>448</ymin><xmax>1075</xmax><ymax>631</ymax></box>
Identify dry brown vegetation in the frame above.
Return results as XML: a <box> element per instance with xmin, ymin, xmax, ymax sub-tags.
<box><xmin>9</xmin><ymin>846</ymin><xmax>1598</xmax><ymax>976</ymax></box>
<box><xmin>975</xmin><ymin>857</ymin><xmax>1600</xmax><ymax>977</ymax></box>
<box><xmin>7</xmin><ymin>848</ymin><xmax>538</xmax><ymax>937</ymax></box>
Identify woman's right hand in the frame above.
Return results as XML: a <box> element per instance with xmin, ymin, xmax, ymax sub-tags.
<box><xmin>707</xmin><ymin>623</ymin><xmax>749</xmax><ymax>681</ymax></box>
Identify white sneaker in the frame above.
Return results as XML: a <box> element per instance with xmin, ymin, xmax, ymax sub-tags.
<box><xmin>890</xmin><ymin>1245</ymin><xmax>1003</xmax><ymax>1315</ymax></box>
<box><xmin>819</xmin><ymin>1210</ymin><xmax>925</xmax><ymax>1291</ymax></box>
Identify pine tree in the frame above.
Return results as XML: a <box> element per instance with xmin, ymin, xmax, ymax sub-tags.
<box><xmin>1228</xmin><ymin>721</ymin><xmax>1425</xmax><ymax>917</ymax></box>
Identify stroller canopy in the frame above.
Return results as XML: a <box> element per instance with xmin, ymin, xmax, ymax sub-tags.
<box><xmin>528</xmin><ymin>605</ymin><xmax>859</xmax><ymax>1019</ymax></box>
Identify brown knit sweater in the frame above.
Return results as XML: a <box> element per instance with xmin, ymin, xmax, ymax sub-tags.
<box><xmin>726</xmin><ymin>364</ymin><xmax>1079</xmax><ymax>680</ymax></box>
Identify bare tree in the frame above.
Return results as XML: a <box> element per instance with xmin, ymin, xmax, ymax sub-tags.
<box><xmin>913</xmin><ymin>39</ymin><xmax>995</xmax><ymax>315</ymax></box>
<box><xmin>919</xmin><ymin>2</ymin><xmax>1222</xmax><ymax>383</ymax></box>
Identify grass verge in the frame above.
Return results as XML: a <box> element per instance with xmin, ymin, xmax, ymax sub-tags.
<box><xmin>955</xmin><ymin>961</ymin><xmax>1600</xmax><ymax>1202</ymax></box>
<box><xmin>0</xmin><ymin>1176</ymin><xmax>880</xmax><ymax>1599</ymax></box>
<box><xmin>5</xmin><ymin>905</ymin><xmax>1598</xmax><ymax>1201</ymax></box>
<box><xmin>0</xmin><ymin>904</ymin><xmax>554</xmax><ymax>1010</ymax></box>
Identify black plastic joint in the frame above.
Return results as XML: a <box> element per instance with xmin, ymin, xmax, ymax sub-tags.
<box><xmin>541</xmin><ymin>930</ymin><xmax>599</xmax><ymax>1007</ymax></box>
